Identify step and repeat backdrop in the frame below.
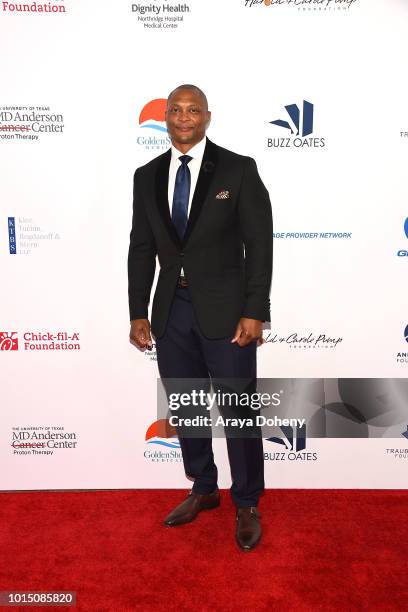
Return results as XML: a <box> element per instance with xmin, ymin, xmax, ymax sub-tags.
<box><xmin>1</xmin><ymin>0</ymin><xmax>408</xmax><ymax>490</ymax></box>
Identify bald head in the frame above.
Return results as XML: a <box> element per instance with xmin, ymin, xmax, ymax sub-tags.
<box><xmin>167</xmin><ymin>84</ymin><xmax>208</xmax><ymax>111</ymax></box>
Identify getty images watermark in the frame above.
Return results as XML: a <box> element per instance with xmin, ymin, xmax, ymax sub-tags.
<box><xmin>166</xmin><ymin>388</ymin><xmax>305</xmax><ymax>430</ymax></box>
<box><xmin>152</xmin><ymin>377</ymin><xmax>408</xmax><ymax>440</ymax></box>
<box><xmin>156</xmin><ymin>378</ymin><xmax>306</xmax><ymax>438</ymax></box>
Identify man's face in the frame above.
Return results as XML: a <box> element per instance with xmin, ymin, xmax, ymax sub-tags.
<box><xmin>165</xmin><ymin>88</ymin><xmax>211</xmax><ymax>149</ymax></box>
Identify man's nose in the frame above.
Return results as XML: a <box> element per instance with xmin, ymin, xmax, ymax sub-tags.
<box><xmin>178</xmin><ymin>110</ymin><xmax>191</xmax><ymax>122</ymax></box>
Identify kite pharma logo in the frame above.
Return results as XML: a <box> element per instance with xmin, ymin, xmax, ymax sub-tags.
<box><xmin>267</xmin><ymin>100</ymin><xmax>325</xmax><ymax>149</ymax></box>
<box><xmin>244</xmin><ymin>0</ymin><xmax>358</xmax><ymax>10</ymax></box>
<box><xmin>1</xmin><ymin>1</ymin><xmax>67</xmax><ymax>13</ymax></box>
<box><xmin>0</xmin><ymin>331</ymin><xmax>80</xmax><ymax>351</ymax></box>
<box><xmin>144</xmin><ymin>419</ymin><xmax>182</xmax><ymax>462</ymax></box>
<box><xmin>137</xmin><ymin>98</ymin><xmax>170</xmax><ymax>151</ymax></box>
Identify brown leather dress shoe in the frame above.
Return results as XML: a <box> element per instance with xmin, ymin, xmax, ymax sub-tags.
<box><xmin>163</xmin><ymin>488</ymin><xmax>220</xmax><ymax>526</ymax></box>
<box><xmin>236</xmin><ymin>507</ymin><xmax>262</xmax><ymax>551</ymax></box>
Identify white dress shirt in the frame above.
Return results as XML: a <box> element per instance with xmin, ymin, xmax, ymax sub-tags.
<box><xmin>168</xmin><ymin>135</ymin><xmax>207</xmax><ymax>276</ymax></box>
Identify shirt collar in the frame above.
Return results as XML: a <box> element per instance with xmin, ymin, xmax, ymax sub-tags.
<box><xmin>170</xmin><ymin>135</ymin><xmax>207</xmax><ymax>162</ymax></box>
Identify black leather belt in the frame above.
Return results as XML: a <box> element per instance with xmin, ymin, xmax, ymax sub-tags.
<box><xmin>177</xmin><ymin>275</ymin><xmax>189</xmax><ymax>288</ymax></box>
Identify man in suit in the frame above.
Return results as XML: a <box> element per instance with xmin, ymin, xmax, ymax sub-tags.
<box><xmin>128</xmin><ymin>84</ymin><xmax>273</xmax><ymax>551</ymax></box>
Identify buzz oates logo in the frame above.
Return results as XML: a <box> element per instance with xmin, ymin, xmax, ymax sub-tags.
<box><xmin>144</xmin><ymin>419</ymin><xmax>182</xmax><ymax>462</ymax></box>
<box><xmin>396</xmin><ymin>217</ymin><xmax>408</xmax><ymax>257</ymax></box>
<box><xmin>264</xmin><ymin>424</ymin><xmax>318</xmax><ymax>461</ymax></box>
<box><xmin>137</xmin><ymin>98</ymin><xmax>170</xmax><ymax>152</ymax></box>
<box><xmin>244</xmin><ymin>0</ymin><xmax>358</xmax><ymax>10</ymax></box>
<box><xmin>396</xmin><ymin>325</ymin><xmax>408</xmax><ymax>365</ymax></box>
<box><xmin>385</xmin><ymin>425</ymin><xmax>408</xmax><ymax>461</ymax></box>
<box><xmin>0</xmin><ymin>331</ymin><xmax>80</xmax><ymax>351</ymax></box>
<box><xmin>1</xmin><ymin>0</ymin><xmax>66</xmax><ymax>13</ymax></box>
<box><xmin>0</xmin><ymin>105</ymin><xmax>64</xmax><ymax>142</ymax></box>
<box><xmin>263</xmin><ymin>331</ymin><xmax>342</xmax><ymax>349</ymax></box>
<box><xmin>267</xmin><ymin>100</ymin><xmax>325</xmax><ymax>149</ymax></box>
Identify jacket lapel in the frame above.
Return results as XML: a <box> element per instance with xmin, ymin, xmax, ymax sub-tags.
<box><xmin>182</xmin><ymin>137</ymin><xmax>218</xmax><ymax>247</ymax></box>
<box><xmin>155</xmin><ymin>137</ymin><xmax>219</xmax><ymax>249</ymax></box>
<box><xmin>155</xmin><ymin>148</ymin><xmax>182</xmax><ymax>249</ymax></box>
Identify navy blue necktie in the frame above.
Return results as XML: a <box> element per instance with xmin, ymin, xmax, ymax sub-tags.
<box><xmin>171</xmin><ymin>154</ymin><xmax>192</xmax><ymax>240</ymax></box>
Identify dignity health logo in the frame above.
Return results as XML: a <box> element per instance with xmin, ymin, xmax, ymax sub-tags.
<box><xmin>267</xmin><ymin>100</ymin><xmax>325</xmax><ymax>149</ymax></box>
<box><xmin>137</xmin><ymin>98</ymin><xmax>170</xmax><ymax>151</ymax></box>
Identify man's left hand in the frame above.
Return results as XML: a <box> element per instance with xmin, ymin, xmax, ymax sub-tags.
<box><xmin>231</xmin><ymin>318</ymin><xmax>263</xmax><ymax>347</ymax></box>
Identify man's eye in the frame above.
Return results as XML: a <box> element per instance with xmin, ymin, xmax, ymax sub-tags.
<box><xmin>190</xmin><ymin>108</ymin><xmax>199</xmax><ymax>113</ymax></box>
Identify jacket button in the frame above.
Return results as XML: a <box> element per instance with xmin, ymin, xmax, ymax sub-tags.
<box><xmin>180</xmin><ymin>252</ymin><xmax>184</xmax><ymax>256</ymax></box>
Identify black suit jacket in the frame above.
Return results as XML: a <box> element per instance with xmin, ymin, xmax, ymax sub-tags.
<box><xmin>128</xmin><ymin>137</ymin><xmax>273</xmax><ymax>339</ymax></box>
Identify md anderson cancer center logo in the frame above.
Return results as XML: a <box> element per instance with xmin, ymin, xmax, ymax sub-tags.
<box><xmin>0</xmin><ymin>106</ymin><xmax>64</xmax><ymax>142</ymax></box>
<box><xmin>11</xmin><ymin>426</ymin><xmax>78</xmax><ymax>456</ymax></box>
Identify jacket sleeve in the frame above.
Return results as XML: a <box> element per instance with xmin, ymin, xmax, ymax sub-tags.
<box><xmin>127</xmin><ymin>168</ymin><xmax>157</xmax><ymax>321</ymax></box>
<box><xmin>237</xmin><ymin>157</ymin><xmax>273</xmax><ymax>322</ymax></box>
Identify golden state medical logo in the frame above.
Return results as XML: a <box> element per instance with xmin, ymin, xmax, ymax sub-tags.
<box><xmin>144</xmin><ymin>419</ymin><xmax>182</xmax><ymax>462</ymax></box>
<box><xmin>139</xmin><ymin>98</ymin><xmax>167</xmax><ymax>133</ymax></box>
<box><xmin>137</xmin><ymin>98</ymin><xmax>170</xmax><ymax>151</ymax></box>
<box><xmin>145</xmin><ymin>419</ymin><xmax>179</xmax><ymax>448</ymax></box>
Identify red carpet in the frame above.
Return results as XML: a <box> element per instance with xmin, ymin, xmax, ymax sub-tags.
<box><xmin>1</xmin><ymin>489</ymin><xmax>407</xmax><ymax>611</ymax></box>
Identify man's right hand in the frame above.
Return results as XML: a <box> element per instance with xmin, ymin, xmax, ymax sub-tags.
<box><xmin>130</xmin><ymin>319</ymin><xmax>153</xmax><ymax>350</ymax></box>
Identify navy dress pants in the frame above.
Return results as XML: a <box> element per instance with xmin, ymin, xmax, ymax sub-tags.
<box><xmin>155</xmin><ymin>285</ymin><xmax>264</xmax><ymax>508</ymax></box>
